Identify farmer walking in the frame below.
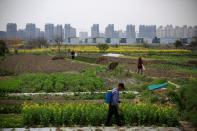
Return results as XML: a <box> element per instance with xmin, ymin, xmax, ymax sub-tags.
<box><xmin>137</xmin><ymin>57</ymin><xmax>144</xmax><ymax>75</ymax></box>
<box><xmin>105</xmin><ymin>83</ymin><xmax>125</xmax><ymax>126</ymax></box>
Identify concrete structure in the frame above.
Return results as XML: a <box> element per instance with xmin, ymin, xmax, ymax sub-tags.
<box><xmin>0</xmin><ymin>127</ymin><xmax>181</xmax><ymax>131</ymax></box>
<box><xmin>87</xmin><ymin>38</ymin><xmax>93</xmax><ymax>44</ymax></box>
<box><xmin>6</xmin><ymin>23</ymin><xmax>17</xmax><ymax>40</ymax></box>
<box><xmin>25</xmin><ymin>23</ymin><xmax>36</xmax><ymax>40</ymax></box>
<box><xmin>96</xmin><ymin>37</ymin><xmax>105</xmax><ymax>43</ymax></box>
<box><xmin>45</xmin><ymin>24</ymin><xmax>54</xmax><ymax>43</ymax></box>
<box><xmin>118</xmin><ymin>30</ymin><xmax>126</xmax><ymax>38</ymax></box>
<box><xmin>79</xmin><ymin>32</ymin><xmax>88</xmax><ymax>39</ymax></box>
<box><xmin>99</xmin><ymin>33</ymin><xmax>105</xmax><ymax>37</ymax></box>
<box><xmin>0</xmin><ymin>31</ymin><xmax>6</xmax><ymax>40</ymax></box>
<box><xmin>111</xmin><ymin>38</ymin><xmax>120</xmax><ymax>44</ymax></box>
<box><xmin>70</xmin><ymin>37</ymin><xmax>80</xmax><ymax>44</ymax></box>
<box><xmin>17</xmin><ymin>29</ymin><xmax>26</xmax><ymax>40</ymax></box>
<box><xmin>105</xmin><ymin>24</ymin><xmax>114</xmax><ymax>38</ymax></box>
<box><xmin>127</xmin><ymin>38</ymin><xmax>136</xmax><ymax>43</ymax></box>
<box><xmin>120</xmin><ymin>38</ymin><xmax>127</xmax><ymax>43</ymax></box>
<box><xmin>91</xmin><ymin>24</ymin><xmax>100</xmax><ymax>38</ymax></box>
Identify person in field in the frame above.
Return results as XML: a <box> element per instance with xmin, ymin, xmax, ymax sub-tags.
<box><xmin>105</xmin><ymin>83</ymin><xmax>125</xmax><ymax>126</ymax></box>
<box><xmin>137</xmin><ymin>57</ymin><xmax>144</xmax><ymax>75</ymax></box>
<box><xmin>71</xmin><ymin>50</ymin><xmax>75</xmax><ymax>59</ymax></box>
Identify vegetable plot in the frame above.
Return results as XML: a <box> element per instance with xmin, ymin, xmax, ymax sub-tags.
<box><xmin>22</xmin><ymin>103</ymin><xmax>179</xmax><ymax>126</ymax></box>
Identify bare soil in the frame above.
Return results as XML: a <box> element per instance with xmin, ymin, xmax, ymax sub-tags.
<box><xmin>0</xmin><ymin>54</ymin><xmax>95</xmax><ymax>74</ymax></box>
<box><xmin>97</xmin><ymin>56</ymin><xmax>193</xmax><ymax>78</ymax></box>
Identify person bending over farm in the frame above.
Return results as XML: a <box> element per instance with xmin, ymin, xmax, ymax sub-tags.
<box><xmin>137</xmin><ymin>57</ymin><xmax>144</xmax><ymax>75</ymax></box>
<box><xmin>105</xmin><ymin>83</ymin><xmax>125</xmax><ymax>126</ymax></box>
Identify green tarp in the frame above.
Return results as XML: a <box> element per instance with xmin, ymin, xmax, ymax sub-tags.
<box><xmin>147</xmin><ymin>83</ymin><xmax>168</xmax><ymax>90</ymax></box>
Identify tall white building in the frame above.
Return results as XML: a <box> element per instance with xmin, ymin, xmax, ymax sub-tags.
<box><xmin>45</xmin><ymin>24</ymin><xmax>54</xmax><ymax>43</ymax></box>
<box><xmin>91</xmin><ymin>24</ymin><xmax>100</xmax><ymax>38</ymax></box>
<box><xmin>126</xmin><ymin>25</ymin><xmax>136</xmax><ymax>39</ymax></box>
<box><xmin>25</xmin><ymin>23</ymin><xmax>36</xmax><ymax>40</ymax></box>
<box><xmin>64</xmin><ymin>24</ymin><xmax>76</xmax><ymax>39</ymax></box>
<box><xmin>126</xmin><ymin>25</ymin><xmax>136</xmax><ymax>43</ymax></box>
<box><xmin>54</xmin><ymin>25</ymin><xmax>63</xmax><ymax>40</ymax></box>
<box><xmin>105</xmin><ymin>24</ymin><xmax>114</xmax><ymax>38</ymax></box>
<box><xmin>6</xmin><ymin>23</ymin><xmax>17</xmax><ymax>40</ymax></box>
<box><xmin>139</xmin><ymin>25</ymin><xmax>156</xmax><ymax>39</ymax></box>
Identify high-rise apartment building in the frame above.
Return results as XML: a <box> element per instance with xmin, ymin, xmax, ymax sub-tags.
<box><xmin>105</xmin><ymin>24</ymin><xmax>114</xmax><ymax>38</ymax></box>
<box><xmin>139</xmin><ymin>25</ymin><xmax>156</xmax><ymax>39</ymax></box>
<box><xmin>126</xmin><ymin>24</ymin><xmax>136</xmax><ymax>39</ymax></box>
<box><xmin>6</xmin><ymin>23</ymin><xmax>17</xmax><ymax>39</ymax></box>
<box><xmin>45</xmin><ymin>24</ymin><xmax>54</xmax><ymax>43</ymax></box>
<box><xmin>55</xmin><ymin>24</ymin><xmax>63</xmax><ymax>40</ymax></box>
<box><xmin>91</xmin><ymin>24</ymin><xmax>100</xmax><ymax>38</ymax></box>
<box><xmin>25</xmin><ymin>23</ymin><xmax>36</xmax><ymax>40</ymax></box>
<box><xmin>64</xmin><ymin>24</ymin><xmax>76</xmax><ymax>39</ymax></box>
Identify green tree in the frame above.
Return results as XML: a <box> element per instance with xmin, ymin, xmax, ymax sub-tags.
<box><xmin>96</xmin><ymin>43</ymin><xmax>109</xmax><ymax>52</ymax></box>
<box><xmin>174</xmin><ymin>40</ymin><xmax>183</xmax><ymax>48</ymax></box>
<box><xmin>55</xmin><ymin>37</ymin><xmax>63</xmax><ymax>54</ymax></box>
<box><xmin>0</xmin><ymin>40</ymin><xmax>9</xmax><ymax>56</ymax></box>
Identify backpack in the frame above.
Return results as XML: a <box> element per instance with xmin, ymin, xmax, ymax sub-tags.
<box><xmin>105</xmin><ymin>91</ymin><xmax>113</xmax><ymax>104</ymax></box>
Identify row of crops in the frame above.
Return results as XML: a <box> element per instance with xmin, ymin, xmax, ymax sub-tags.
<box><xmin>17</xmin><ymin>45</ymin><xmax>191</xmax><ymax>53</ymax></box>
<box><xmin>0</xmin><ymin>68</ymin><xmax>105</xmax><ymax>95</ymax></box>
<box><xmin>22</xmin><ymin>102</ymin><xmax>179</xmax><ymax>126</ymax></box>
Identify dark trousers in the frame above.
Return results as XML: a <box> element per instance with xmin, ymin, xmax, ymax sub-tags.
<box><xmin>105</xmin><ymin>105</ymin><xmax>120</xmax><ymax>126</ymax></box>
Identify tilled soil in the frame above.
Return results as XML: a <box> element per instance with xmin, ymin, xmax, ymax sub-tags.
<box><xmin>97</xmin><ymin>56</ymin><xmax>193</xmax><ymax>78</ymax></box>
<box><xmin>0</xmin><ymin>54</ymin><xmax>95</xmax><ymax>74</ymax></box>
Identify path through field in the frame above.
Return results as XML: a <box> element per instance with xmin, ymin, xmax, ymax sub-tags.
<box><xmin>1</xmin><ymin>127</ymin><xmax>181</xmax><ymax>131</ymax></box>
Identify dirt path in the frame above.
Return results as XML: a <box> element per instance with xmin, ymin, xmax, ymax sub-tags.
<box><xmin>7</xmin><ymin>91</ymin><xmax>139</xmax><ymax>97</ymax></box>
<box><xmin>1</xmin><ymin>127</ymin><xmax>181</xmax><ymax>131</ymax></box>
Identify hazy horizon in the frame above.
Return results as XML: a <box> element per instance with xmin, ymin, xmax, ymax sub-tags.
<box><xmin>0</xmin><ymin>0</ymin><xmax>197</xmax><ymax>33</ymax></box>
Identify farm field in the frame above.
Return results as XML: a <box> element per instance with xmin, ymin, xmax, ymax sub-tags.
<box><xmin>0</xmin><ymin>45</ymin><xmax>197</xmax><ymax>130</ymax></box>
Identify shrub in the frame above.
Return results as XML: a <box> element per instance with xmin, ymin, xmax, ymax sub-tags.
<box><xmin>96</xmin><ymin>43</ymin><xmax>109</xmax><ymax>52</ymax></box>
<box><xmin>174</xmin><ymin>40</ymin><xmax>183</xmax><ymax>48</ymax></box>
<box><xmin>0</xmin><ymin>40</ymin><xmax>9</xmax><ymax>56</ymax></box>
<box><xmin>170</xmin><ymin>78</ymin><xmax>197</xmax><ymax>126</ymax></box>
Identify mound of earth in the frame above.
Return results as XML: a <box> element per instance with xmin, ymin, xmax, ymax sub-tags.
<box><xmin>0</xmin><ymin>54</ymin><xmax>94</xmax><ymax>74</ymax></box>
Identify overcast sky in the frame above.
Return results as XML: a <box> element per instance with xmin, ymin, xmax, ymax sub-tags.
<box><xmin>0</xmin><ymin>0</ymin><xmax>197</xmax><ymax>33</ymax></box>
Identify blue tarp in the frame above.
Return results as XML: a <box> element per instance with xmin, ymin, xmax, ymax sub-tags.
<box><xmin>147</xmin><ymin>83</ymin><xmax>168</xmax><ymax>90</ymax></box>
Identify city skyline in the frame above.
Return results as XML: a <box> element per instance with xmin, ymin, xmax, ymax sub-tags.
<box><xmin>1</xmin><ymin>23</ymin><xmax>196</xmax><ymax>44</ymax></box>
<box><xmin>1</xmin><ymin>23</ymin><xmax>197</xmax><ymax>35</ymax></box>
<box><xmin>0</xmin><ymin>0</ymin><xmax>197</xmax><ymax>33</ymax></box>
